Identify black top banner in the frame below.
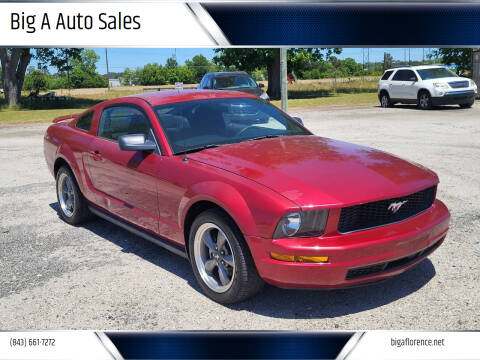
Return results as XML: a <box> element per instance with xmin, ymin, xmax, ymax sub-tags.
<box><xmin>202</xmin><ymin>3</ymin><xmax>480</xmax><ymax>46</ymax></box>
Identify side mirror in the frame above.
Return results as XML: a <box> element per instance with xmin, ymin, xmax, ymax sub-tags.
<box><xmin>293</xmin><ymin>117</ymin><xmax>304</xmax><ymax>125</ymax></box>
<box><xmin>258</xmin><ymin>83</ymin><xmax>265</xmax><ymax>88</ymax></box>
<box><xmin>118</xmin><ymin>134</ymin><xmax>156</xmax><ymax>152</ymax></box>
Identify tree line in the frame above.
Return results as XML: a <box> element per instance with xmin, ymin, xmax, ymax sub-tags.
<box><xmin>0</xmin><ymin>47</ymin><xmax>475</xmax><ymax>108</ymax></box>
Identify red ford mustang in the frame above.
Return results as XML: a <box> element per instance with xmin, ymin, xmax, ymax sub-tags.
<box><xmin>44</xmin><ymin>90</ymin><xmax>450</xmax><ymax>303</ymax></box>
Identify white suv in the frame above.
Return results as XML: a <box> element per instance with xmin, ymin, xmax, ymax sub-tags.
<box><xmin>378</xmin><ymin>65</ymin><xmax>477</xmax><ymax>109</ymax></box>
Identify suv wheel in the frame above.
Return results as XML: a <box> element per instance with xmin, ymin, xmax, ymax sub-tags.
<box><xmin>189</xmin><ymin>209</ymin><xmax>264</xmax><ymax>304</ymax></box>
<box><xmin>380</xmin><ymin>92</ymin><xmax>391</xmax><ymax>108</ymax></box>
<box><xmin>56</xmin><ymin>166</ymin><xmax>92</xmax><ymax>225</ymax></box>
<box><xmin>418</xmin><ymin>91</ymin><xmax>432</xmax><ymax>110</ymax></box>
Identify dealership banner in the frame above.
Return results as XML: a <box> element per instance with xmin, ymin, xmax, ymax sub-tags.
<box><xmin>2</xmin><ymin>2</ymin><xmax>480</xmax><ymax>46</ymax></box>
<box><xmin>1</xmin><ymin>331</ymin><xmax>480</xmax><ymax>360</ymax></box>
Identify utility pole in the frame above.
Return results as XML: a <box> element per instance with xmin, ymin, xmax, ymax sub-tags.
<box><xmin>408</xmin><ymin>48</ymin><xmax>411</xmax><ymax>65</ymax></box>
<box><xmin>280</xmin><ymin>48</ymin><xmax>288</xmax><ymax>112</ymax></box>
<box><xmin>422</xmin><ymin>48</ymin><xmax>425</xmax><ymax>64</ymax></box>
<box><xmin>105</xmin><ymin>48</ymin><xmax>110</xmax><ymax>89</ymax></box>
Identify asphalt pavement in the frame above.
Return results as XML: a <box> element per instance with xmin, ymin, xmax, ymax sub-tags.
<box><xmin>0</xmin><ymin>102</ymin><xmax>478</xmax><ymax>330</ymax></box>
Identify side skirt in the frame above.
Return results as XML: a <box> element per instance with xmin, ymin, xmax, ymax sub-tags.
<box><xmin>88</xmin><ymin>206</ymin><xmax>188</xmax><ymax>259</ymax></box>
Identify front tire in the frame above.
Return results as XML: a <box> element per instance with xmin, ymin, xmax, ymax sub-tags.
<box><xmin>189</xmin><ymin>209</ymin><xmax>264</xmax><ymax>304</ymax></box>
<box><xmin>56</xmin><ymin>166</ymin><xmax>91</xmax><ymax>225</ymax></box>
<box><xmin>418</xmin><ymin>91</ymin><xmax>432</xmax><ymax>110</ymax></box>
<box><xmin>380</xmin><ymin>92</ymin><xmax>392</xmax><ymax>108</ymax></box>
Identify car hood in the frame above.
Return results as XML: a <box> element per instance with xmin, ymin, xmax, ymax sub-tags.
<box><xmin>423</xmin><ymin>76</ymin><xmax>471</xmax><ymax>84</ymax></box>
<box><xmin>188</xmin><ymin>136</ymin><xmax>438</xmax><ymax>208</ymax></box>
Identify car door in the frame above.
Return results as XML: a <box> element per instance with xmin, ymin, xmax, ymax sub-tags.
<box><xmin>85</xmin><ymin>101</ymin><xmax>162</xmax><ymax>234</ymax></box>
<box><xmin>404</xmin><ymin>70</ymin><xmax>420</xmax><ymax>100</ymax></box>
<box><xmin>389</xmin><ymin>70</ymin><xmax>408</xmax><ymax>99</ymax></box>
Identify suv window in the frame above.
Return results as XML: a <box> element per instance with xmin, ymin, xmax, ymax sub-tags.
<box><xmin>392</xmin><ymin>69</ymin><xmax>418</xmax><ymax>81</ymax></box>
<box><xmin>404</xmin><ymin>70</ymin><xmax>418</xmax><ymax>81</ymax></box>
<box><xmin>76</xmin><ymin>111</ymin><xmax>94</xmax><ymax>131</ymax></box>
<box><xmin>98</xmin><ymin>105</ymin><xmax>152</xmax><ymax>142</ymax></box>
<box><xmin>381</xmin><ymin>70</ymin><xmax>393</xmax><ymax>80</ymax></box>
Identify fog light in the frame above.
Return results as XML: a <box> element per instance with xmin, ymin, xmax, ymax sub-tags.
<box><xmin>270</xmin><ymin>252</ymin><xmax>329</xmax><ymax>263</ymax></box>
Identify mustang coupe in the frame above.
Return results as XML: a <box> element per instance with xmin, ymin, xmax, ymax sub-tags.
<box><xmin>44</xmin><ymin>90</ymin><xmax>450</xmax><ymax>303</ymax></box>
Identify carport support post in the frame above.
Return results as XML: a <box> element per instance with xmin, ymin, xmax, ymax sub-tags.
<box><xmin>280</xmin><ymin>47</ymin><xmax>288</xmax><ymax>112</ymax></box>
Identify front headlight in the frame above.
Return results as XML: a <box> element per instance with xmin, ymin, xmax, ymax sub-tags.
<box><xmin>260</xmin><ymin>92</ymin><xmax>270</xmax><ymax>101</ymax></box>
<box><xmin>273</xmin><ymin>209</ymin><xmax>329</xmax><ymax>238</ymax></box>
<box><xmin>433</xmin><ymin>82</ymin><xmax>449</xmax><ymax>89</ymax></box>
<box><xmin>471</xmin><ymin>80</ymin><xmax>477</xmax><ymax>89</ymax></box>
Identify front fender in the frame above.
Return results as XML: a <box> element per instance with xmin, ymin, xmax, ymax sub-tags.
<box><xmin>181</xmin><ymin>181</ymin><xmax>259</xmax><ymax>237</ymax></box>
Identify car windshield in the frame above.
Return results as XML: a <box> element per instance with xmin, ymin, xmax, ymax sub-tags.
<box><xmin>213</xmin><ymin>76</ymin><xmax>258</xmax><ymax>89</ymax></box>
<box><xmin>154</xmin><ymin>97</ymin><xmax>311</xmax><ymax>155</ymax></box>
<box><xmin>416</xmin><ymin>67</ymin><xmax>458</xmax><ymax>80</ymax></box>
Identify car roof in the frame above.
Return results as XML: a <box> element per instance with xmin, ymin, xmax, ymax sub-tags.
<box><xmin>206</xmin><ymin>71</ymin><xmax>249</xmax><ymax>77</ymax></box>
<box><xmin>385</xmin><ymin>65</ymin><xmax>449</xmax><ymax>72</ymax></box>
<box><xmin>126</xmin><ymin>89</ymin><xmax>258</xmax><ymax>107</ymax></box>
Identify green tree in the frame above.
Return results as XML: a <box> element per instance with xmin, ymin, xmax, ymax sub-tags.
<box><xmin>23</xmin><ymin>68</ymin><xmax>49</xmax><ymax>92</ymax></box>
<box><xmin>185</xmin><ymin>55</ymin><xmax>215</xmax><ymax>82</ymax></box>
<box><xmin>165</xmin><ymin>57</ymin><xmax>178</xmax><ymax>69</ymax></box>
<box><xmin>122</xmin><ymin>67</ymin><xmax>137</xmax><ymax>85</ymax></box>
<box><xmin>213</xmin><ymin>48</ymin><xmax>341</xmax><ymax>99</ymax></box>
<box><xmin>69</xmin><ymin>49</ymin><xmax>107</xmax><ymax>88</ymax></box>
<box><xmin>430</xmin><ymin>48</ymin><xmax>472</xmax><ymax>75</ymax></box>
<box><xmin>0</xmin><ymin>48</ymin><xmax>81</xmax><ymax>107</ymax></box>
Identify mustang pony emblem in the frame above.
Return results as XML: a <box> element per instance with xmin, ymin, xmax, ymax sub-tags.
<box><xmin>388</xmin><ymin>200</ymin><xmax>408</xmax><ymax>213</ymax></box>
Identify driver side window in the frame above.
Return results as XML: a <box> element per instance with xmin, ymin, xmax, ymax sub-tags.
<box><xmin>98</xmin><ymin>105</ymin><xmax>152</xmax><ymax>142</ymax></box>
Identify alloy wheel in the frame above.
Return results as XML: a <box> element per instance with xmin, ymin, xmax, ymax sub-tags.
<box><xmin>381</xmin><ymin>95</ymin><xmax>389</xmax><ymax>108</ymax></box>
<box><xmin>193</xmin><ymin>223</ymin><xmax>235</xmax><ymax>293</ymax></box>
<box><xmin>57</xmin><ymin>172</ymin><xmax>75</xmax><ymax>217</ymax></box>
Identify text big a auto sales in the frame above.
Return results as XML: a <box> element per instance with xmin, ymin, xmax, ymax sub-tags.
<box><xmin>10</xmin><ymin>12</ymin><xmax>141</xmax><ymax>33</ymax></box>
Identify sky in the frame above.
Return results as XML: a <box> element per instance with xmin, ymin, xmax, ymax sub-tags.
<box><xmin>32</xmin><ymin>48</ymin><xmax>435</xmax><ymax>74</ymax></box>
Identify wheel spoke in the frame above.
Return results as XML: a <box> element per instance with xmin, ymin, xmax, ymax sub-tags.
<box><xmin>217</xmin><ymin>262</ymin><xmax>230</xmax><ymax>286</ymax></box>
<box><xmin>204</xmin><ymin>259</ymin><xmax>217</xmax><ymax>273</ymax></box>
<box><xmin>221</xmin><ymin>254</ymin><xmax>234</xmax><ymax>267</ymax></box>
<box><xmin>216</xmin><ymin>231</ymin><xmax>227</xmax><ymax>250</ymax></box>
<box><xmin>203</xmin><ymin>231</ymin><xmax>216</xmax><ymax>251</ymax></box>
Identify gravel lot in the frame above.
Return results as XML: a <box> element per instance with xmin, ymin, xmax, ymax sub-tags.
<box><xmin>0</xmin><ymin>103</ymin><xmax>479</xmax><ymax>330</ymax></box>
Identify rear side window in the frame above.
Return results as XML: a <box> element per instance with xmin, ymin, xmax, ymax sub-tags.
<box><xmin>98</xmin><ymin>105</ymin><xmax>152</xmax><ymax>142</ymax></box>
<box><xmin>381</xmin><ymin>70</ymin><xmax>393</xmax><ymax>80</ymax></box>
<box><xmin>392</xmin><ymin>70</ymin><xmax>406</xmax><ymax>81</ymax></box>
<box><xmin>76</xmin><ymin>111</ymin><xmax>94</xmax><ymax>131</ymax></box>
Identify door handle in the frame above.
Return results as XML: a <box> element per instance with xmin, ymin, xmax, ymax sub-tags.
<box><xmin>90</xmin><ymin>150</ymin><xmax>102</xmax><ymax>161</ymax></box>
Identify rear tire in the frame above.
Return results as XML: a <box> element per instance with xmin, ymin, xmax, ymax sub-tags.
<box><xmin>418</xmin><ymin>91</ymin><xmax>432</xmax><ymax>110</ymax></box>
<box><xmin>380</xmin><ymin>92</ymin><xmax>392</xmax><ymax>108</ymax></box>
<box><xmin>56</xmin><ymin>166</ymin><xmax>92</xmax><ymax>225</ymax></box>
<box><xmin>189</xmin><ymin>209</ymin><xmax>264</xmax><ymax>304</ymax></box>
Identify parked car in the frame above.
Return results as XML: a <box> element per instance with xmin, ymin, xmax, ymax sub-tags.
<box><xmin>378</xmin><ymin>65</ymin><xmax>477</xmax><ymax>109</ymax></box>
<box><xmin>198</xmin><ymin>71</ymin><xmax>270</xmax><ymax>101</ymax></box>
<box><xmin>44</xmin><ymin>90</ymin><xmax>450</xmax><ymax>303</ymax></box>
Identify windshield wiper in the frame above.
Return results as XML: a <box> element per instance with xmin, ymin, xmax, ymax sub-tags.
<box><xmin>180</xmin><ymin>144</ymin><xmax>223</xmax><ymax>154</ymax></box>
<box><xmin>245</xmin><ymin>134</ymin><xmax>284</xmax><ymax>142</ymax></box>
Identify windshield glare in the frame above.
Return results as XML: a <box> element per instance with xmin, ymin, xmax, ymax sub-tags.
<box><xmin>417</xmin><ymin>67</ymin><xmax>457</xmax><ymax>80</ymax></box>
<box><xmin>154</xmin><ymin>98</ymin><xmax>311</xmax><ymax>155</ymax></box>
<box><xmin>213</xmin><ymin>76</ymin><xmax>258</xmax><ymax>89</ymax></box>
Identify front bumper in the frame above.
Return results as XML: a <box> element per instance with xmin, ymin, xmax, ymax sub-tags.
<box><xmin>432</xmin><ymin>90</ymin><xmax>476</xmax><ymax>105</ymax></box>
<box><xmin>247</xmin><ymin>199</ymin><xmax>450</xmax><ymax>289</ymax></box>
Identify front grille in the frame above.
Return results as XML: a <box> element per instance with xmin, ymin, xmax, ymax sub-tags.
<box><xmin>449</xmin><ymin>81</ymin><xmax>469</xmax><ymax>89</ymax></box>
<box><xmin>345</xmin><ymin>238</ymin><xmax>443</xmax><ymax>280</ymax></box>
<box><xmin>338</xmin><ymin>186</ymin><xmax>436</xmax><ymax>233</ymax></box>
